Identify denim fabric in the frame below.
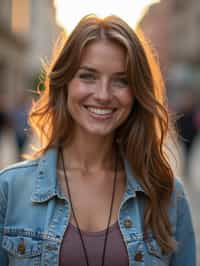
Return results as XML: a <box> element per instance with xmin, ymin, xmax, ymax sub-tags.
<box><xmin>0</xmin><ymin>148</ymin><xmax>196</xmax><ymax>266</ymax></box>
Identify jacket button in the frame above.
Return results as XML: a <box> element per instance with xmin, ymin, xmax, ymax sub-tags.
<box><xmin>134</xmin><ymin>251</ymin><xmax>143</xmax><ymax>261</ymax></box>
<box><xmin>123</xmin><ymin>218</ymin><xmax>133</xmax><ymax>228</ymax></box>
<box><xmin>18</xmin><ymin>240</ymin><xmax>26</xmax><ymax>254</ymax></box>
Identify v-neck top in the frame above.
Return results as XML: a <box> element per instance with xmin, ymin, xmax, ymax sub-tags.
<box><xmin>59</xmin><ymin>221</ymin><xmax>129</xmax><ymax>266</ymax></box>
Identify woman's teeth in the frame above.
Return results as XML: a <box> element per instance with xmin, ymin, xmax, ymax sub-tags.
<box><xmin>87</xmin><ymin>107</ymin><xmax>114</xmax><ymax>115</ymax></box>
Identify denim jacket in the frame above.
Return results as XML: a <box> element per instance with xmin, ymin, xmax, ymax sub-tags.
<box><xmin>0</xmin><ymin>148</ymin><xmax>196</xmax><ymax>266</ymax></box>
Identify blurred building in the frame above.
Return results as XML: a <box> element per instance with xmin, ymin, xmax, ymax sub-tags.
<box><xmin>170</xmin><ymin>0</ymin><xmax>200</xmax><ymax>64</ymax></box>
<box><xmin>140</xmin><ymin>1</ymin><xmax>171</xmax><ymax>74</ymax></box>
<box><xmin>27</xmin><ymin>0</ymin><xmax>61</xmax><ymax>76</ymax></box>
<box><xmin>141</xmin><ymin>0</ymin><xmax>200</xmax><ymax>102</ymax></box>
<box><xmin>0</xmin><ymin>0</ymin><xmax>61</xmax><ymax>109</ymax></box>
<box><xmin>0</xmin><ymin>0</ymin><xmax>28</xmax><ymax>108</ymax></box>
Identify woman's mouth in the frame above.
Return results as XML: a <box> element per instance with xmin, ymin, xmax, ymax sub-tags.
<box><xmin>84</xmin><ymin>106</ymin><xmax>116</xmax><ymax>119</ymax></box>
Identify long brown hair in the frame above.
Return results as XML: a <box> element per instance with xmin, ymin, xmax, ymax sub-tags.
<box><xmin>29</xmin><ymin>14</ymin><xmax>176</xmax><ymax>253</ymax></box>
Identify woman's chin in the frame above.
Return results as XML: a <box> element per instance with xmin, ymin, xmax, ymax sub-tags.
<box><xmin>78</xmin><ymin>126</ymin><xmax>115</xmax><ymax>138</ymax></box>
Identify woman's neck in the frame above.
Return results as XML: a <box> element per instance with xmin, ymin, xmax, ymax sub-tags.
<box><xmin>59</xmin><ymin>133</ymin><xmax>116</xmax><ymax>173</ymax></box>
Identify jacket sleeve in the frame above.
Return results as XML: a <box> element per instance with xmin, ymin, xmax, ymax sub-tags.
<box><xmin>170</xmin><ymin>181</ymin><xmax>196</xmax><ymax>266</ymax></box>
<box><xmin>0</xmin><ymin>177</ymin><xmax>9</xmax><ymax>265</ymax></box>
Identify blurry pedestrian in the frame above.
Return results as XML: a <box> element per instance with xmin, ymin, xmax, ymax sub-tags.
<box><xmin>8</xmin><ymin>92</ymin><xmax>30</xmax><ymax>159</ymax></box>
<box><xmin>0</xmin><ymin>95</ymin><xmax>18</xmax><ymax>168</ymax></box>
<box><xmin>0</xmin><ymin>111</ymin><xmax>6</xmax><ymax>135</ymax></box>
<box><xmin>193</xmin><ymin>100</ymin><xmax>200</xmax><ymax>131</ymax></box>
<box><xmin>0</xmin><ymin>14</ymin><xmax>196</xmax><ymax>266</ymax></box>
<box><xmin>176</xmin><ymin>92</ymin><xmax>199</xmax><ymax>175</ymax></box>
<box><xmin>0</xmin><ymin>95</ymin><xmax>8</xmax><ymax>136</ymax></box>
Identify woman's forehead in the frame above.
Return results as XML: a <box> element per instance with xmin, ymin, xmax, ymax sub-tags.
<box><xmin>78</xmin><ymin>40</ymin><xmax>127</xmax><ymax>73</ymax></box>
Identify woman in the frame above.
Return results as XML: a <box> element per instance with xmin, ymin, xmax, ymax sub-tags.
<box><xmin>0</xmin><ymin>14</ymin><xmax>196</xmax><ymax>266</ymax></box>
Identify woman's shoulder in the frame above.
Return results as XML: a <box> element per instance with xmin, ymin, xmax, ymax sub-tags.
<box><xmin>0</xmin><ymin>148</ymin><xmax>57</xmax><ymax>190</ymax></box>
<box><xmin>170</xmin><ymin>177</ymin><xmax>193</xmax><ymax>229</ymax></box>
<box><xmin>173</xmin><ymin>176</ymin><xmax>187</xmax><ymax>200</ymax></box>
<box><xmin>0</xmin><ymin>158</ymin><xmax>39</xmax><ymax>187</ymax></box>
<box><xmin>169</xmin><ymin>176</ymin><xmax>190</xmax><ymax>214</ymax></box>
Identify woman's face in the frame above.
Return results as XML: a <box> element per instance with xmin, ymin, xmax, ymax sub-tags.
<box><xmin>67</xmin><ymin>39</ymin><xmax>133</xmax><ymax>138</ymax></box>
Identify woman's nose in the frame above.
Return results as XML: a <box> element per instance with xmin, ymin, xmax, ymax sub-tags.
<box><xmin>94</xmin><ymin>80</ymin><xmax>112</xmax><ymax>103</ymax></box>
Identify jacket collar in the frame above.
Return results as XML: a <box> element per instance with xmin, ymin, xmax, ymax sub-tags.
<box><xmin>31</xmin><ymin>148</ymin><xmax>145</xmax><ymax>203</ymax></box>
<box><xmin>31</xmin><ymin>148</ymin><xmax>63</xmax><ymax>202</ymax></box>
<box><xmin>123</xmin><ymin>158</ymin><xmax>146</xmax><ymax>196</ymax></box>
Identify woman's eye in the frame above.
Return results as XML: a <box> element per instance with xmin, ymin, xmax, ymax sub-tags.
<box><xmin>79</xmin><ymin>73</ymin><xmax>96</xmax><ymax>81</ymax></box>
<box><xmin>113</xmin><ymin>77</ymin><xmax>129</xmax><ymax>87</ymax></box>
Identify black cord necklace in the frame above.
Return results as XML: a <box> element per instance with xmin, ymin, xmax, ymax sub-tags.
<box><xmin>60</xmin><ymin>147</ymin><xmax>118</xmax><ymax>266</ymax></box>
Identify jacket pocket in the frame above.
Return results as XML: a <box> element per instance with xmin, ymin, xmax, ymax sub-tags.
<box><xmin>2</xmin><ymin>235</ymin><xmax>42</xmax><ymax>265</ymax></box>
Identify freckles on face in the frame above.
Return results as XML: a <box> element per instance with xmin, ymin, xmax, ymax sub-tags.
<box><xmin>67</xmin><ymin>39</ymin><xmax>134</xmax><ymax>137</ymax></box>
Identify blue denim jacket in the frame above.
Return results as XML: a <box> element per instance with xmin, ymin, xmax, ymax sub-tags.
<box><xmin>0</xmin><ymin>148</ymin><xmax>196</xmax><ymax>266</ymax></box>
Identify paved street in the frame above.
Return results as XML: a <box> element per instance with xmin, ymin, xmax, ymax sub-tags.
<box><xmin>0</xmin><ymin>129</ymin><xmax>200</xmax><ymax>264</ymax></box>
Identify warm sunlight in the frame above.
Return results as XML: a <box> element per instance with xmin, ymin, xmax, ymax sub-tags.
<box><xmin>54</xmin><ymin>0</ymin><xmax>160</xmax><ymax>32</ymax></box>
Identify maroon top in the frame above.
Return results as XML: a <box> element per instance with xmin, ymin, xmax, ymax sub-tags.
<box><xmin>59</xmin><ymin>221</ymin><xmax>129</xmax><ymax>266</ymax></box>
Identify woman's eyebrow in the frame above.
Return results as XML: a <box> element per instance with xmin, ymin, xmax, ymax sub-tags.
<box><xmin>79</xmin><ymin>66</ymin><xmax>127</xmax><ymax>76</ymax></box>
<box><xmin>79</xmin><ymin>66</ymin><xmax>98</xmax><ymax>73</ymax></box>
<box><xmin>113</xmin><ymin>72</ymin><xmax>127</xmax><ymax>76</ymax></box>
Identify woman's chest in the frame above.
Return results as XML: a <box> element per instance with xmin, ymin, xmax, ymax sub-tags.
<box><xmin>58</xmin><ymin>168</ymin><xmax>126</xmax><ymax>232</ymax></box>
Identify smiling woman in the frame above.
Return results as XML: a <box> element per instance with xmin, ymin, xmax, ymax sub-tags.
<box><xmin>0</xmin><ymin>14</ymin><xmax>196</xmax><ymax>266</ymax></box>
<box><xmin>67</xmin><ymin>39</ymin><xmax>133</xmax><ymax>138</ymax></box>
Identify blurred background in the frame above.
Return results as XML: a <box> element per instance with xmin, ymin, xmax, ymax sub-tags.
<box><xmin>0</xmin><ymin>0</ymin><xmax>199</xmax><ymax>263</ymax></box>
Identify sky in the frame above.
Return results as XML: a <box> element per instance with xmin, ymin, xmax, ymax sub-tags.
<box><xmin>54</xmin><ymin>0</ymin><xmax>160</xmax><ymax>32</ymax></box>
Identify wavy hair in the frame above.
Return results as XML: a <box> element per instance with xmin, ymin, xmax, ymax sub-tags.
<box><xmin>29</xmin><ymin>14</ymin><xmax>176</xmax><ymax>253</ymax></box>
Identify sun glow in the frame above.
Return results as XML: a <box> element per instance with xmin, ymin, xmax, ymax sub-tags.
<box><xmin>54</xmin><ymin>0</ymin><xmax>160</xmax><ymax>33</ymax></box>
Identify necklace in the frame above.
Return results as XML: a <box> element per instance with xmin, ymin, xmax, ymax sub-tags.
<box><xmin>60</xmin><ymin>147</ymin><xmax>118</xmax><ymax>266</ymax></box>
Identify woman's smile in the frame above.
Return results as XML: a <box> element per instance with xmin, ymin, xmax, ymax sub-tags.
<box><xmin>84</xmin><ymin>105</ymin><xmax>117</xmax><ymax>120</ymax></box>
